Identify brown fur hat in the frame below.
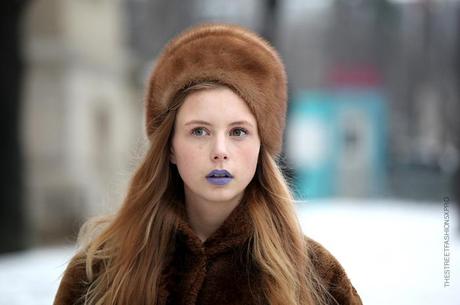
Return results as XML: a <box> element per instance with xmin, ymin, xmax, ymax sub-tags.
<box><xmin>145</xmin><ymin>23</ymin><xmax>287</xmax><ymax>157</ymax></box>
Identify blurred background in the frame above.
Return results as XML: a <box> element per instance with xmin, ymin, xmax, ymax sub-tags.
<box><xmin>1</xmin><ymin>0</ymin><xmax>459</xmax><ymax>304</ymax></box>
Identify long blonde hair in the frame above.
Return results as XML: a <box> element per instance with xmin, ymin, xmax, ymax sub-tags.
<box><xmin>74</xmin><ymin>82</ymin><xmax>331</xmax><ymax>305</ymax></box>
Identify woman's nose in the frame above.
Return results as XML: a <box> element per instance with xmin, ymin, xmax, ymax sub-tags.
<box><xmin>213</xmin><ymin>152</ymin><xmax>228</xmax><ymax>160</ymax></box>
<box><xmin>211</xmin><ymin>135</ymin><xmax>229</xmax><ymax>161</ymax></box>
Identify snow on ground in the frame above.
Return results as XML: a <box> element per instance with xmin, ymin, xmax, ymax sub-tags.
<box><xmin>297</xmin><ymin>199</ymin><xmax>460</xmax><ymax>305</ymax></box>
<box><xmin>0</xmin><ymin>246</ymin><xmax>75</xmax><ymax>305</ymax></box>
<box><xmin>0</xmin><ymin>199</ymin><xmax>458</xmax><ymax>305</ymax></box>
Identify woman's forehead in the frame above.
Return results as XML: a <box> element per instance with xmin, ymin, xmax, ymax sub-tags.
<box><xmin>183</xmin><ymin>119</ymin><xmax>255</xmax><ymax>129</ymax></box>
<box><xmin>176</xmin><ymin>87</ymin><xmax>258</xmax><ymax>126</ymax></box>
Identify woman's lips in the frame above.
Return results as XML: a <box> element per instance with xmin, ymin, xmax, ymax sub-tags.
<box><xmin>206</xmin><ymin>177</ymin><xmax>233</xmax><ymax>185</ymax></box>
<box><xmin>206</xmin><ymin>169</ymin><xmax>233</xmax><ymax>178</ymax></box>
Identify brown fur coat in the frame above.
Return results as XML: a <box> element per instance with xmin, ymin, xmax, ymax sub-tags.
<box><xmin>53</xmin><ymin>201</ymin><xmax>363</xmax><ymax>305</ymax></box>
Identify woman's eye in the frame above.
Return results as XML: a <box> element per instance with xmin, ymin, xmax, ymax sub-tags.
<box><xmin>231</xmin><ymin>128</ymin><xmax>248</xmax><ymax>137</ymax></box>
<box><xmin>191</xmin><ymin>127</ymin><xmax>209</xmax><ymax>136</ymax></box>
<box><xmin>191</xmin><ymin>127</ymin><xmax>248</xmax><ymax>137</ymax></box>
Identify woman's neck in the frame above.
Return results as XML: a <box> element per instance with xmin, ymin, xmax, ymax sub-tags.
<box><xmin>184</xmin><ymin>191</ymin><xmax>244</xmax><ymax>242</ymax></box>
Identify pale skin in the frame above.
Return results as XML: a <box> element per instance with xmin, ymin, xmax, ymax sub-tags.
<box><xmin>170</xmin><ymin>86</ymin><xmax>261</xmax><ymax>242</ymax></box>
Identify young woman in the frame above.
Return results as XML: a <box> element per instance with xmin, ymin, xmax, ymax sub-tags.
<box><xmin>53</xmin><ymin>23</ymin><xmax>363</xmax><ymax>305</ymax></box>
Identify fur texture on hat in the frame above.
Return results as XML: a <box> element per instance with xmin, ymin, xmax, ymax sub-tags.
<box><xmin>145</xmin><ymin>23</ymin><xmax>287</xmax><ymax>157</ymax></box>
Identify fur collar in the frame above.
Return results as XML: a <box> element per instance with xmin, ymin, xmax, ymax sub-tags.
<box><xmin>174</xmin><ymin>199</ymin><xmax>253</xmax><ymax>259</ymax></box>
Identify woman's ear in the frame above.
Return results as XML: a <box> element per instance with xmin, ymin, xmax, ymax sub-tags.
<box><xmin>169</xmin><ymin>146</ymin><xmax>177</xmax><ymax>164</ymax></box>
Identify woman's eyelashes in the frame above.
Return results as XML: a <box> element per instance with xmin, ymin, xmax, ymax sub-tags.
<box><xmin>191</xmin><ymin>127</ymin><xmax>249</xmax><ymax>137</ymax></box>
<box><xmin>231</xmin><ymin>127</ymin><xmax>248</xmax><ymax>137</ymax></box>
<box><xmin>191</xmin><ymin>127</ymin><xmax>208</xmax><ymax>137</ymax></box>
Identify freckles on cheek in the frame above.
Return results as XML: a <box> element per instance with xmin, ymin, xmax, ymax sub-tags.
<box><xmin>186</xmin><ymin>142</ymin><xmax>206</xmax><ymax>160</ymax></box>
<box><xmin>197</xmin><ymin>142</ymin><xmax>206</xmax><ymax>151</ymax></box>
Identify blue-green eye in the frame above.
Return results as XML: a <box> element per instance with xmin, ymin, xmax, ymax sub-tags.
<box><xmin>231</xmin><ymin>128</ymin><xmax>248</xmax><ymax>137</ymax></box>
<box><xmin>191</xmin><ymin>127</ymin><xmax>209</xmax><ymax>136</ymax></box>
<box><xmin>191</xmin><ymin>127</ymin><xmax>248</xmax><ymax>137</ymax></box>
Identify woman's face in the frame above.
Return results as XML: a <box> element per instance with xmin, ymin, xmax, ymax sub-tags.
<box><xmin>170</xmin><ymin>86</ymin><xmax>260</xmax><ymax>206</ymax></box>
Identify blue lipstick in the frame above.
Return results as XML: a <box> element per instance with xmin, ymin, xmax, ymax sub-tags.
<box><xmin>206</xmin><ymin>169</ymin><xmax>233</xmax><ymax>185</ymax></box>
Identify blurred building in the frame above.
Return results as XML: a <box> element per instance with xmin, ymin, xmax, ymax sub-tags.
<box><xmin>278</xmin><ymin>0</ymin><xmax>460</xmax><ymax>200</ymax></box>
<box><xmin>22</xmin><ymin>0</ymin><xmax>140</xmax><ymax>245</ymax></box>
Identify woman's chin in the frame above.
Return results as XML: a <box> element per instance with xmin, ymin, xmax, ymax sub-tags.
<box><xmin>200</xmin><ymin>187</ymin><xmax>244</xmax><ymax>205</ymax></box>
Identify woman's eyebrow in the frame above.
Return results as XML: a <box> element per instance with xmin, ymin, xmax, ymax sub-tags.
<box><xmin>184</xmin><ymin>120</ymin><xmax>254</xmax><ymax>128</ymax></box>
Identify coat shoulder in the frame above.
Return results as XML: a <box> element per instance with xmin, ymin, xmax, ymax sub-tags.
<box><xmin>53</xmin><ymin>251</ymin><xmax>89</xmax><ymax>305</ymax></box>
<box><xmin>304</xmin><ymin>235</ymin><xmax>363</xmax><ymax>305</ymax></box>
